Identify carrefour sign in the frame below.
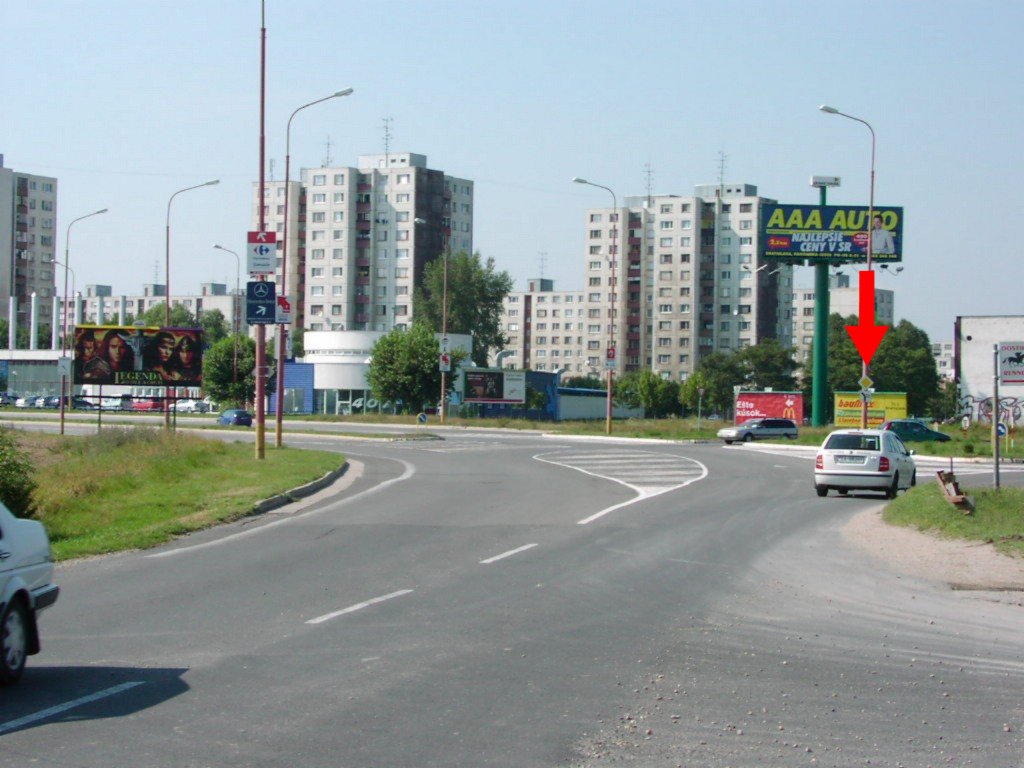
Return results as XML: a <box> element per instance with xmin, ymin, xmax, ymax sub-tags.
<box><xmin>762</xmin><ymin>204</ymin><xmax>903</xmax><ymax>263</ymax></box>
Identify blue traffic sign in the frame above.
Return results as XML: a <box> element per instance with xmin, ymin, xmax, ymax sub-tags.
<box><xmin>997</xmin><ymin>422</ymin><xmax>1008</xmax><ymax>437</ymax></box>
<box><xmin>246</xmin><ymin>280</ymin><xmax>277</xmax><ymax>325</ymax></box>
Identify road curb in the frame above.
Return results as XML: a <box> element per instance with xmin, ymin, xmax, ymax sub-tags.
<box><xmin>252</xmin><ymin>462</ymin><xmax>350</xmax><ymax>514</ymax></box>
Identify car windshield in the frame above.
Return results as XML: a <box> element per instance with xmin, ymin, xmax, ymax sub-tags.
<box><xmin>825</xmin><ymin>434</ymin><xmax>880</xmax><ymax>451</ymax></box>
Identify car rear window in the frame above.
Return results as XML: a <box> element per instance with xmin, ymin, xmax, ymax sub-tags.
<box><xmin>825</xmin><ymin>434</ymin><xmax>880</xmax><ymax>451</ymax></box>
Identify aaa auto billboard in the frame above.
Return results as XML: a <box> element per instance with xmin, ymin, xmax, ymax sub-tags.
<box><xmin>73</xmin><ymin>325</ymin><xmax>203</xmax><ymax>387</ymax></box>
<box><xmin>734</xmin><ymin>391</ymin><xmax>803</xmax><ymax>424</ymax></box>
<box><xmin>761</xmin><ymin>204</ymin><xmax>903</xmax><ymax>263</ymax></box>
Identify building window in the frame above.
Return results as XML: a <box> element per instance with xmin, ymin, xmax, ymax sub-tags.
<box><xmin>590</xmin><ymin>229</ymin><xmax>602</xmax><ymax>239</ymax></box>
<box><xmin>396</xmin><ymin>230</ymin><xmax>409</xmax><ymax>241</ymax></box>
<box><xmin>397</xmin><ymin>174</ymin><xmax>410</xmax><ymax>184</ymax></box>
<box><xmin>312</xmin><ymin>193</ymin><xmax>326</xmax><ymax>204</ymax></box>
<box><xmin>311</xmin><ymin>212</ymin><xmax>326</xmax><ymax>223</ymax></box>
<box><xmin>311</xmin><ymin>248</ymin><xmax>325</xmax><ymax>260</ymax></box>
<box><xmin>739</xmin><ymin>220</ymin><xmax>752</xmax><ymax>230</ymax></box>
<box><xmin>310</xmin><ymin>287</ymin><xmax>324</xmax><ymax>297</ymax></box>
<box><xmin>396</xmin><ymin>193</ymin><xmax>410</xmax><ymax>203</ymax></box>
<box><xmin>333</xmin><ymin>193</ymin><xmax>345</xmax><ymax>204</ymax></box>
<box><xmin>312</xmin><ymin>174</ymin><xmax>326</xmax><ymax>186</ymax></box>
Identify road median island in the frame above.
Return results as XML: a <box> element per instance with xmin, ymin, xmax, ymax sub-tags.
<box><xmin>8</xmin><ymin>427</ymin><xmax>344</xmax><ymax>561</ymax></box>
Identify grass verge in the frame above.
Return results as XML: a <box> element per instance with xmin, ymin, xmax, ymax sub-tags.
<box><xmin>883</xmin><ymin>480</ymin><xmax>1024</xmax><ymax>558</ymax></box>
<box><xmin>22</xmin><ymin>428</ymin><xmax>342</xmax><ymax>561</ymax></box>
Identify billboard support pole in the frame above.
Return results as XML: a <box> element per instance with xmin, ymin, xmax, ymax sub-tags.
<box><xmin>993</xmin><ymin>344</ymin><xmax>1001</xmax><ymax>490</ymax></box>
<box><xmin>810</xmin><ymin>180</ymin><xmax>838</xmax><ymax>428</ymax></box>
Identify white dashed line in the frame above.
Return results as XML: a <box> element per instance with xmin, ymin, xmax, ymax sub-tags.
<box><xmin>0</xmin><ymin>681</ymin><xmax>145</xmax><ymax>735</ymax></box>
<box><xmin>306</xmin><ymin>589</ymin><xmax>414</xmax><ymax>625</ymax></box>
<box><xmin>480</xmin><ymin>543</ymin><xmax>538</xmax><ymax>564</ymax></box>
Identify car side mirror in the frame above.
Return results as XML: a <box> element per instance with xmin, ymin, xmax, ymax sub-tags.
<box><xmin>909</xmin><ymin>449</ymin><xmax>916</xmax><ymax>456</ymax></box>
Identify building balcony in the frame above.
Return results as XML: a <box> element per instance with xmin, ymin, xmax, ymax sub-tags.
<box><xmin>355</xmin><ymin>256</ymin><xmax>371</xmax><ymax>267</ymax></box>
<box><xmin>356</xmin><ymin>221</ymin><xmax>371</xmax><ymax>231</ymax></box>
<box><xmin>628</xmin><ymin>237</ymin><xmax>641</xmax><ymax>246</ymax></box>
<box><xmin>357</xmin><ymin>183</ymin><xmax>371</xmax><ymax>193</ymax></box>
<box><xmin>355</xmin><ymin>294</ymin><xmax>370</xmax><ymax>304</ymax></box>
<box><xmin>627</xmin><ymin>300</ymin><xmax>641</xmax><ymax>310</ymax></box>
<box><xmin>355</xmin><ymin>276</ymin><xmax>370</xmax><ymax>285</ymax></box>
<box><xmin>355</xmin><ymin>313</ymin><xmax>369</xmax><ymax>323</ymax></box>
<box><xmin>356</xmin><ymin>201</ymin><xmax>371</xmax><ymax>213</ymax></box>
<box><xmin>627</xmin><ymin>267</ymin><xmax>641</xmax><ymax>278</ymax></box>
<box><xmin>627</xmin><ymin>332</ymin><xmax>641</xmax><ymax>341</ymax></box>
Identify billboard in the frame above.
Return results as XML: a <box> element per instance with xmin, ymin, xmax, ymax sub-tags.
<box><xmin>734</xmin><ymin>391</ymin><xmax>804</xmax><ymax>424</ymax></box>
<box><xmin>833</xmin><ymin>391</ymin><xmax>907</xmax><ymax>428</ymax></box>
<box><xmin>998</xmin><ymin>341</ymin><xmax>1024</xmax><ymax>384</ymax></box>
<box><xmin>463</xmin><ymin>369</ymin><xmax>526</xmax><ymax>404</ymax></box>
<box><xmin>762</xmin><ymin>204</ymin><xmax>903</xmax><ymax>263</ymax></box>
<box><xmin>73</xmin><ymin>326</ymin><xmax>203</xmax><ymax>387</ymax></box>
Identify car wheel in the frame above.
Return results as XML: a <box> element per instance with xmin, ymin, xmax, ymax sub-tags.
<box><xmin>1</xmin><ymin>599</ymin><xmax>28</xmax><ymax>685</ymax></box>
<box><xmin>837</xmin><ymin>488</ymin><xmax>848</xmax><ymax>496</ymax></box>
<box><xmin>743</xmin><ymin>433</ymin><xmax>753</xmax><ymax>443</ymax></box>
<box><xmin>724</xmin><ymin>440</ymin><xmax>733</xmax><ymax>445</ymax></box>
<box><xmin>816</xmin><ymin>486</ymin><xmax>828</xmax><ymax>497</ymax></box>
<box><xmin>885</xmin><ymin>473</ymin><xmax>899</xmax><ymax>499</ymax></box>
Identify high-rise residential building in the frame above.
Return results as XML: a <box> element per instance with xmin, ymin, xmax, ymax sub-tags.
<box><xmin>0</xmin><ymin>155</ymin><xmax>58</xmax><ymax>330</ymax></box>
<box><xmin>252</xmin><ymin>152</ymin><xmax>473</xmax><ymax>341</ymax></box>
<box><xmin>575</xmin><ymin>183</ymin><xmax>793</xmax><ymax>382</ymax></box>
<box><xmin>791</xmin><ymin>272</ymin><xmax>895</xmax><ymax>373</ymax></box>
<box><xmin>497</xmin><ymin>278</ymin><xmax>585</xmax><ymax>372</ymax></box>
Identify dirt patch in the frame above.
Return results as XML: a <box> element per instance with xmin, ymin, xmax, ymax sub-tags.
<box><xmin>842</xmin><ymin>507</ymin><xmax>1024</xmax><ymax>591</ymax></box>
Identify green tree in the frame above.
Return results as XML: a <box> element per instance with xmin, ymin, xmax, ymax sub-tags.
<box><xmin>367</xmin><ymin>322</ymin><xmax>467</xmax><ymax>412</ymax></box>
<box><xmin>200</xmin><ymin>309</ymin><xmax>230</xmax><ymax>346</ymax></box>
<box><xmin>929</xmin><ymin>379</ymin><xmax>961</xmax><ymax>422</ymax></box>
<box><xmin>13</xmin><ymin>324</ymin><xmax>52</xmax><ymax>350</ymax></box>
<box><xmin>290</xmin><ymin>327</ymin><xmax>305</xmax><ymax>359</ymax></box>
<box><xmin>563</xmin><ymin>375</ymin><xmax>604</xmax><ymax>389</ymax></box>
<box><xmin>679</xmin><ymin>352</ymin><xmax>742</xmax><ymax>415</ymax></box>
<box><xmin>616</xmin><ymin>370</ymin><xmax>680</xmax><ymax>418</ymax></box>
<box><xmin>414</xmin><ymin>251</ymin><xmax>513</xmax><ymax>366</ymax></box>
<box><xmin>0</xmin><ymin>427</ymin><xmax>35</xmax><ymax>517</ymax></box>
<box><xmin>202</xmin><ymin>335</ymin><xmax>274</xmax><ymax>408</ymax></box>
<box><xmin>735</xmin><ymin>339</ymin><xmax>797</xmax><ymax>391</ymax></box>
<box><xmin>138</xmin><ymin>302</ymin><xmax>198</xmax><ymax>328</ymax></box>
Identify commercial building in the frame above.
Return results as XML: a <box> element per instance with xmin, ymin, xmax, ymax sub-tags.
<box><xmin>252</xmin><ymin>152</ymin><xmax>473</xmax><ymax>341</ymax></box>
<box><xmin>0</xmin><ymin>156</ymin><xmax>58</xmax><ymax>332</ymax></box>
<box><xmin>954</xmin><ymin>315</ymin><xmax>1024</xmax><ymax>423</ymax></box>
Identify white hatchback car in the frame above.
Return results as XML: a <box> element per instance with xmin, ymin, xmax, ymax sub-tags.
<box><xmin>0</xmin><ymin>503</ymin><xmax>59</xmax><ymax>684</ymax></box>
<box><xmin>814</xmin><ymin>428</ymin><xmax>916</xmax><ymax>499</ymax></box>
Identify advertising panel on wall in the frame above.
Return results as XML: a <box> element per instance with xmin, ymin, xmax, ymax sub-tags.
<box><xmin>73</xmin><ymin>326</ymin><xmax>204</xmax><ymax>387</ymax></box>
<box><xmin>833</xmin><ymin>391</ymin><xmax>907</xmax><ymax>428</ymax></box>
<box><xmin>761</xmin><ymin>204</ymin><xmax>904</xmax><ymax>263</ymax></box>
<box><xmin>734</xmin><ymin>391</ymin><xmax>804</xmax><ymax>424</ymax></box>
<box><xmin>464</xmin><ymin>368</ymin><xmax>526</xmax><ymax>404</ymax></box>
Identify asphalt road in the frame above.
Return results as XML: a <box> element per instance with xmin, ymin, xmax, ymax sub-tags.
<box><xmin>2</xmin><ymin>427</ymin><xmax>1023</xmax><ymax>767</ymax></box>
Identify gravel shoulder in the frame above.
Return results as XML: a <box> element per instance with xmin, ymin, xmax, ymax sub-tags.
<box><xmin>842</xmin><ymin>507</ymin><xmax>1024</xmax><ymax>591</ymax></box>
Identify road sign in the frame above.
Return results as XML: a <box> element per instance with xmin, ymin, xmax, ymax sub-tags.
<box><xmin>998</xmin><ymin>341</ymin><xmax>1024</xmax><ymax>384</ymax></box>
<box><xmin>247</xmin><ymin>231</ymin><xmax>277</xmax><ymax>276</ymax></box>
<box><xmin>246</xmin><ymin>280</ymin><xmax>277</xmax><ymax>325</ymax></box>
<box><xmin>858</xmin><ymin>375</ymin><xmax>873</xmax><ymax>390</ymax></box>
<box><xmin>998</xmin><ymin>422</ymin><xmax>1008</xmax><ymax>437</ymax></box>
<box><xmin>439</xmin><ymin>352</ymin><xmax>451</xmax><ymax>373</ymax></box>
<box><xmin>276</xmin><ymin>295</ymin><xmax>291</xmax><ymax>324</ymax></box>
<box><xmin>441</xmin><ymin>336</ymin><xmax>449</xmax><ymax>354</ymax></box>
<box><xmin>607</xmin><ymin>346</ymin><xmax>616</xmax><ymax>360</ymax></box>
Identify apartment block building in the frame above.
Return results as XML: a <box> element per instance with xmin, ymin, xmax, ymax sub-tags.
<box><xmin>791</xmin><ymin>272</ymin><xmax>895</xmax><ymax>371</ymax></box>
<box><xmin>0</xmin><ymin>156</ymin><xmax>58</xmax><ymax>330</ymax></box>
<box><xmin>498</xmin><ymin>279</ymin><xmax>585</xmax><ymax>372</ymax></box>
<box><xmin>252</xmin><ymin>152</ymin><xmax>473</xmax><ymax>339</ymax></box>
<box><xmin>573</xmin><ymin>183</ymin><xmax>793</xmax><ymax>382</ymax></box>
<box><xmin>70</xmin><ymin>283</ymin><xmax>240</xmax><ymax>329</ymax></box>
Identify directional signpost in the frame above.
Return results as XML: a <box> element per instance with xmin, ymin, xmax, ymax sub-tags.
<box><xmin>247</xmin><ymin>230</ymin><xmax>277</xmax><ymax>276</ymax></box>
<box><xmin>246</xmin><ymin>280</ymin><xmax>277</xmax><ymax>325</ymax></box>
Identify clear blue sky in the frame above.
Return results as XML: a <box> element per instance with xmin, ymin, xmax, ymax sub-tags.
<box><xmin>3</xmin><ymin>0</ymin><xmax>1020</xmax><ymax>342</ymax></box>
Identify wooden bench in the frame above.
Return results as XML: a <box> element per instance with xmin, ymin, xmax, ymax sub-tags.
<box><xmin>936</xmin><ymin>470</ymin><xmax>974</xmax><ymax>514</ymax></box>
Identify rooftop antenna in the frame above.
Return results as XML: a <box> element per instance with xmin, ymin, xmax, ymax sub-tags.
<box><xmin>644</xmin><ymin>162</ymin><xmax>654</xmax><ymax>207</ymax></box>
<box><xmin>538</xmin><ymin>251</ymin><xmax>548</xmax><ymax>280</ymax></box>
<box><xmin>322</xmin><ymin>135</ymin><xmax>333</xmax><ymax>167</ymax></box>
<box><xmin>717</xmin><ymin>150</ymin><xmax>727</xmax><ymax>193</ymax></box>
<box><xmin>382</xmin><ymin>116</ymin><xmax>393</xmax><ymax>161</ymax></box>
<box><xmin>269</xmin><ymin>158</ymin><xmax>276</xmax><ymax>181</ymax></box>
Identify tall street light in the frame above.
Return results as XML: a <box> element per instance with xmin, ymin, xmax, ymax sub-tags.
<box><xmin>820</xmin><ymin>105</ymin><xmax>876</xmax><ymax>428</ymax></box>
<box><xmin>572</xmin><ymin>176</ymin><xmax>617</xmax><ymax>435</ymax></box>
<box><xmin>166</xmin><ymin>179</ymin><xmax>219</xmax><ymax>428</ymax></box>
<box><xmin>276</xmin><ymin>87</ymin><xmax>353</xmax><ymax>447</ymax></box>
<box><xmin>213</xmin><ymin>244</ymin><xmax>241</xmax><ymax>393</ymax></box>
<box><xmin>414</xmin><ymin>216</ymin><xmax>451</xmax><ymax>423</ymax></box>
<box><xmin>59</xmin><ymin>207</ymin><xmax>107</xmax><ymax>436</ymax></box>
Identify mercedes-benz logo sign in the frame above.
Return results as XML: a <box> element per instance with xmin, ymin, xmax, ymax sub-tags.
<box><xmin>253</xmin><ymin>283</ymin><xmax>270</xmax><ymax>298</ymax></box>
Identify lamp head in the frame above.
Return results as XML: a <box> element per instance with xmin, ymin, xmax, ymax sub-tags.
<box><xmin>572</xmin><ymin>177</ymin><xmax>589</xmax><ymax>185</ymax></box>
<box><xmin>413</xmin><ymin>217</ymin><xmax>427</xmax><ymax>225</ymax></box>
<box><xmin>819</xmin><ymin>104</ymin><xmax>839</xmax><ymax>114</ymax></box>
<box><xmin>95</xmin><ymin>208</ymin><xmax>109</xmax><ymax>215</ymax></box>
<box><xmin>335</xmin><ymin>88</ymin><xmax>354</xmax><ymax>97</ymax></box>
<box><xmin>205</xmin><ymin>179</ymin><xmax>220</xmax><ymax>186</ymax></box>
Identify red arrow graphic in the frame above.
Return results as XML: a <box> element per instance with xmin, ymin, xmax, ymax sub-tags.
<box><xmin>845</xmin><ymin>270</ymin><xmax>888</xmax><ymax>365</ymax></box>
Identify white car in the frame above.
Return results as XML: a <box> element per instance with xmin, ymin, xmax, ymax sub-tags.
<box><xmin>0</xmin><ymin>502</ymin><xmax>59</xmax><ymax>684</ymax></box>
<box><xmin>814</xmin><ymin>428</ymin><xmax>916</xmax><ymax>499</ymax></box>
<box><xmin>172</xmin><ymin>399</ymin><xmax>209</xmax><ymax>413</ymax></box>
<box><xmin>717</xmin><ymin>417</ymin><xmax>798</xmax><ymax>444</ymax></box>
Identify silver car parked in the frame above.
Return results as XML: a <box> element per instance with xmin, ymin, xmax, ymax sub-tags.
<box><xmin>814</xmin><ymin>428</ymin><xmax>916</xmax><ymax>498</ymax></box>
<box><xmin>717</xmin><ymin>417</ymin><xmax>798</xmax><ymax>444</ymax></box>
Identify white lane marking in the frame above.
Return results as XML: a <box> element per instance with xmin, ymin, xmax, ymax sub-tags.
<box><xmin>480</xmin><ymin>543</ymin><xmax>538</xmax><ymax>564</ymax></box>
<box><xmin>148</xmin><ymin>458</ymin><xmax>415</xmax><ymax>559</ymax></box>
<box><xmin>534</xmin><ymin>450</ymin><xmax>708</xmax><ymax>525</ymax></box>
<box><xmin>306</xmin><ymin>589</ymin><xmax>414</xmax><ymax>625</ymax></box>
<box><xmin>0</xmin><ymin>681</ymin><xmax>144</xmax><ymax>735</ymax></box>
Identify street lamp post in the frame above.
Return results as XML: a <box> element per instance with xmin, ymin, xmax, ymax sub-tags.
<box><xmin>820</xmin><ymin>105</ymin><xmax>876</xmax><ymax>429</ymax></box>
<box><xmin>165</xmin><ymin>180</ymin><xmax>219</xmax><ymax>427</ymax></box>
<box><xmin>276</xmin><ymin>88</ymin><xmax>353</xmax><ymax>446</ymax></box>
<box><xmin>573</xmin><ymin>177</ymin><xmax>617</xmax><ymax>435</ymax></box>
<box><xmin>414</xmin><ymin>217</ymin><xmax>451</xmax><ymax>423</ymax></box>
<box><xmin>213</xmin><ymin>244</ymin><xmax>241</xmax><ymax>392</ymax></box>
<box><xmin>59</xmin><ymin>208</ymin><xmax>107</xmax><ymax>435</ymax></box>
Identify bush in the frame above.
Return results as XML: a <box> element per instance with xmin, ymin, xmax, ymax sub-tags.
<box><xmin>0</xmin><ymin>428</ymin><xmax>36</xmax><ymax>517</ymax></box>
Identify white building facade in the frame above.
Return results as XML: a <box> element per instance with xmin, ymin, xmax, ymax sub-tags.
<box><xmin>497</xmin><ymin>279</ymin><xmax>585</xmax><ymax>373</ymax></box>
